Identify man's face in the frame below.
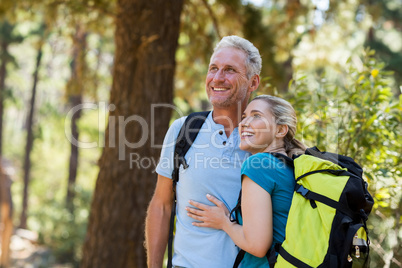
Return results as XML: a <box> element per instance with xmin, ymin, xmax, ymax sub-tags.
<box><xmin>205</xmin><ymin>47</ymin><xmax>251</xmax><ymax>109</ymax></box>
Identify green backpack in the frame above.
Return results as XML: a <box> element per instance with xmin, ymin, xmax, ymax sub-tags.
<box><xmin>233</xmin><ymin>147</ymin><xmax>374</xmax><ymax>268</ymax></box>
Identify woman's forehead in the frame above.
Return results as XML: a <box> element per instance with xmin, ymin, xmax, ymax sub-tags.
<box><xmin>245</xmin><ymin>99</ymin><xmax>271</xmax><ymax>113</ymax></box>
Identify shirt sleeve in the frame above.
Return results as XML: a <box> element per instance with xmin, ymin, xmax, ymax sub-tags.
<box><xmin>155</xmin><ymin>117</ymin><xmax>186</xmax><ymax>179</ymax></box>
<box><xmin>241</xmin><ymin>153</ymin><xmax>279</xmax><ymax>195</ymax></box>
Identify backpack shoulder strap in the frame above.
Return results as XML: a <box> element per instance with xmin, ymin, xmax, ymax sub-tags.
<box><xmin>172</xmin><ymin>111</ymin><xmax>211</xmax><ymax>184</ymax></box>
<box><xmin>270</xmin><ymin>152</ymin><xmax>294</xmax><ymax>168</ymax></box>
<box><xmin>167</xmin><ymin>110</ymin><xmax>210</xmax><ymax>268</ymax></box>
<box><xmin>233</xmin><ymin>249</ymin><xmax>246</xmax><ymax>268</ymax></box>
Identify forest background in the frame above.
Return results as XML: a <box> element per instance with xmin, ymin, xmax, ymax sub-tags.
<box><xmin>0</xmin><ymin>0</ymin><xmax>401</xmax><ymax>267</ymax></box>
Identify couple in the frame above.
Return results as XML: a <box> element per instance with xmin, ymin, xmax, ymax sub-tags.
<box><xmin>145</xmin><ymin>35</ymin><xmax>306</xmax><ymax>268</ymax></box>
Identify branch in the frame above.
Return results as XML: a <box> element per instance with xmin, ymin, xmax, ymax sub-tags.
<box><xmin>200</xmin><ymin>0</ymin><xmax>222</xmax><ymax>39</ymax></box>
<box><xmin>48</xmin><ymin>0</ymin><xmax>117</xmax><ymax>18</ymax></box>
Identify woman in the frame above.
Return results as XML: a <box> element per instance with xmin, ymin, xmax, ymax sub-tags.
<box><xmin>186</xmin><ymin>95</ymin><xmax>306</xmax><ymax>267</ymax></box>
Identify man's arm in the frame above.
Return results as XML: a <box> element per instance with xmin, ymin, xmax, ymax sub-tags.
<box><xmin>145</xmin><ymin>174</ymin><xmax>174</xmax><ymax>268</ymax></box>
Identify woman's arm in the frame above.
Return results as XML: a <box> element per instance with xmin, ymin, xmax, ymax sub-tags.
<box><xmin>187</xmin><ymin>175</ymin><xmax>273</xmax><ymax>258</ymax></box>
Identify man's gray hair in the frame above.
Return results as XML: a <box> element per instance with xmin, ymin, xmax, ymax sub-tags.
<box><xmin>213</xmin><ymin>35</ymin><xmax>262</xmax><ymax>79</ymax></box>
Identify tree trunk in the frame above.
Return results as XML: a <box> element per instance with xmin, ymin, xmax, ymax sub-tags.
<box><xmin>0</xmin><ymin>160</ymin><xmax>13</xmax><ymax>268</ymax></box>
<box><xmin>66</xmin><ymin>26</ymin><xmax>86</xmax><ymax>214</ymax></box>
<box><xmin>81</xmin><ymin>0</ymin><xmax>183</xmax><ymax>267</ymax></box>
<box><xmin>0</xmin><ymin>41</ymin><xmax>8</xmax><ymax>156</ymax></box>
<box><xmin>66</xmin><ymin>95</ymin><xmax>82</xmax><ymax>213</ymax></box>
<box><xmin>20</xmin><ymin>44</ymin><xmax>43</xmax><ymax>229</ymax></box>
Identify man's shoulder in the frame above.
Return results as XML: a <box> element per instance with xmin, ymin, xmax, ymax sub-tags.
<box><xmin>165</xmin><ymin>112</ymin><xmax>214</xmax><ymax>143</ymax></box>
<box><xmin>170</xmin><ymin>111</ymin><xmax>212</xmax><ymax>132</ymax></box>
<box><xmin>167</xmin><ymin>116</ymin><xmax>187</xmax><ymax>132</ymax></box>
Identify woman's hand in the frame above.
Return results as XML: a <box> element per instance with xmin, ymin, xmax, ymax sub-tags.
<box><xmin>186</xmin><ymin>194</ymin><xmax>231</xmax><ymax>230</ymax></box>
<box><xmin>188</xmin><ymin>177</ymin><xmax>273</xmax><ymax>258</ymax></box>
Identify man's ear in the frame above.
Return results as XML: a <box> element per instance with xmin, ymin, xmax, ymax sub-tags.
<box><xmin>249</xmin><ymin>74</ymin><xmax>260</xmax><ymax>93</ymax></box>
<box><xmin>276</xmin><ymin>125</ymin><xmax>288</xmax><ymax>138</ymax></box>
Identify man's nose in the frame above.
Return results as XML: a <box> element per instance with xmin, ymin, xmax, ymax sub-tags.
<box><xmin>213</xmin><ymin>69</ymin><xmax>225</xmax><ymax>83</ymax></box>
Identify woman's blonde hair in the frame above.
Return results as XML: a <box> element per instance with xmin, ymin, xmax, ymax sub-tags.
<box><xmin>252</xmin><ymin>95</ymin><xmax>306</xmax><ymax>157</ymax></box>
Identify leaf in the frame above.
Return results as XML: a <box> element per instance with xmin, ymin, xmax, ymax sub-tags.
<box><xmin>288</xmin><ymin>79</ymin><xmax>293</xmax><ymax>89</ymax></box>
<box><xmin>365</xmin><ymin>113</ymin><xmax>377</xmax><ymax>128</ymax></box>
<box><xmin>377</xmin><ymin>201</ymin><xmax>389</xmax><ymax>208</ymax></box>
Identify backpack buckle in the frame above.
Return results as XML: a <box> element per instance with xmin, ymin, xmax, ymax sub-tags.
<box><xmin>178</xmin><ymin>156</ymin><xmax>189</xmax><ymax>169</ymax></box>
<box><xmin>296</xmin><ymin>184</ymin><xmax>309</xmax><ymax>197</ymax></box>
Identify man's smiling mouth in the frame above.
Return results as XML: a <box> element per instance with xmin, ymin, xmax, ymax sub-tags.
<box><xmin>213</xmin><ymin>87</ymin><xmax>230</xmax><ymax>91</ymax></box>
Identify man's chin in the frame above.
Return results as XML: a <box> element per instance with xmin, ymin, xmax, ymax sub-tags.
<box><xmin>209</xmin><ymin>98</ymin><xmax>231</xmax><ymax>108</ymax></box>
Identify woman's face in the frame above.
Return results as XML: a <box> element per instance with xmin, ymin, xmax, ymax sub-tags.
<box><xmin>239</xmin><ymin>99</ymin><xmax>281</xmax><ymax>154</ymax></box>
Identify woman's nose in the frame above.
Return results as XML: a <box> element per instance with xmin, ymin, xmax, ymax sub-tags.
<box><xmin>240</xmin><ymin>117</ymin><xmax>251</xmax><ymax>127</ymax></box>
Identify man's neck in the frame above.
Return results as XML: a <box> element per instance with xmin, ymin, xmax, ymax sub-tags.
<box><xmin>211</xmin><ymin>107</ymin><xmax>243</xmax><ymax>137</ymax></box>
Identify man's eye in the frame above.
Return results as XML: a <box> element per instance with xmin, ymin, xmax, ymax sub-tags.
<box><xmin>226</xmin><ymin>68</ymin><xmax>235</xmax><ymax>72</ymax></box>
<box><xmin>209</xmin><ymin>66</ymin><xmax>218</xmax><ymax>71</ymax></box>
<box><xmin>253</xmin><ymin>114</ymin><xmax>261</xmax><ymax>118</ymax></box>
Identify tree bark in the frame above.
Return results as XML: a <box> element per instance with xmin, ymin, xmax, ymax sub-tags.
<box><xmin>66</xmin><ymin>26</ymin><xmax>87</xmax><ymax>214</ymax></box>
<box><xmin>81</xmin><ymin>0</ymin><xmax>183</xmax><ymax>267</ymax></box>
<box><xmin>66</xmin><ymin>95</ymin><xmax>82</xmax><ymax>214</ymax></box>
<box><xmin>0</xmin><ymin>41</ymin><xmax>8</xmax><ymax>156</ymax></box>
<box><xmin>20</xmin><ymin>44</ymin><xmax>43</xmax><ymax>229</ymax></box>
<box><xmin>0</xmin><ymin>160</ymin><xmax>13</xmax><ymax>268</ymax></box>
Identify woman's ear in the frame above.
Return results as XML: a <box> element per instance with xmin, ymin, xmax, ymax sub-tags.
<box><xmin>276</xmin><ymin>125</ymin><xmax>288</xmax><ymax>138</ymax></box>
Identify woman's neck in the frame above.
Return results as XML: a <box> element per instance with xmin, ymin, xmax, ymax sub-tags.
<box><xmin>262</xmin><ymin>141</ymin><xmax>286</xmax><ymax>156</ymax></box>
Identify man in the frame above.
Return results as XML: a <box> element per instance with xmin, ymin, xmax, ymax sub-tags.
<box><xmin>145</xmin><ymin>35</ymin><xmax>261</xmax><ymax>268</ymax></box>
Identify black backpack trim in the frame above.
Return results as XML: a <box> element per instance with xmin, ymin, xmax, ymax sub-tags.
<box><xmin>275</xmin><ymin>147</ymin><xmax>373</xmax><ymax>268</ymax></box>
<box><xmin>294</xmin><ymin>182</ymin><xmax>363</xmax><ymax>221</ymax></box>
<box><xmin>278</xmin><ymin>246</ymin><xmax>313</xmax><ymax>268</ymax></box>
<box><xmin>167</xmin><ymin>111</ymin><xmax>210</xmax><ymax>268</ymax></box>
<box><xmin>233</xmin><ymin>148</ymin><xmax>374</xmax><ymax>268</ymax></box>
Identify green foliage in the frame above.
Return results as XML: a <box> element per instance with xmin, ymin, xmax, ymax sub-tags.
<box><xmin>1</xmin><ymin>0</ymin><xmax>401</xmax><ymax>266</ymax></box>
<box><xmin>284</xmin><ymin>49</ymin><xmax>402</xmax><ymax>266</ymax></box>
<box><xmin>18</xmin><ymin>106</ymin><xmax>101</xmax><ymax>266</ymax></box>
<box><xmin>0</xmin><ymin>20</ymin><xmax>24</xmax><ymax>79</ymax></box>
<box><xmin>32</xmin><ymin>186</ymin><xmax>92</xmax><ymax>267</ymax></box>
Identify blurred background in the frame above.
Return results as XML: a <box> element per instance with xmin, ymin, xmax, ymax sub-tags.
<box><xmin>0</xmin><ymin>0</ymin><xmax>400</xmax><ymax>267</ymax></box>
